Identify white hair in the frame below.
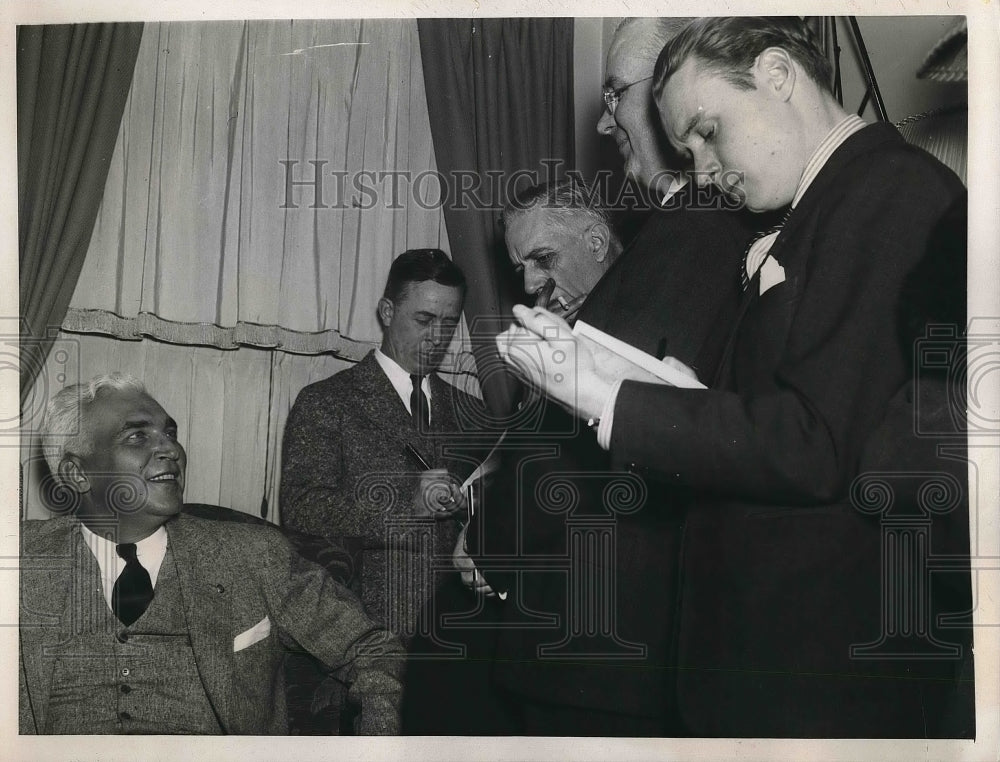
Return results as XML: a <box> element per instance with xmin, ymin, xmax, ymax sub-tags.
<box><xmin>613</xmin><ymin>17</ymin><xmax>696</xmax><ymax>67</ymax></box>
<box><xmin>502</xmin><ymin>179</ymin><xmax>623</xmax><ymax>261</ymax></box>
<box><xmin>41</xmin><ymin>372</ymin><xmax>148</xmax><ymax>476</ymax></box>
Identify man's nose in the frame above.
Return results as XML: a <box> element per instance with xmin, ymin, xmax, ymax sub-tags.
<box><xmin>427</xmin><ymin>323</ymin><xmax>445</xmax><ymax>345</ymax></box>
<box><xmin>596</xmin><ymin>108</ymin><xmax>615</xmax><ymax>135</ymax></box>
<box><xmin>523</xmin><ymin>266</ymin><xmax>549</xmax><ymax>296</ymax></box>
<box><xmin>154</xmin><ymin>433</ymin><xmax>181</xmax><ymax>459</ymax></box>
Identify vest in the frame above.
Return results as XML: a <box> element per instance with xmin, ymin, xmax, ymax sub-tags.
<box><xmin>46</xmin><ymin>543</ymin><xmax>222</xmax><ymax>734</ymax></box>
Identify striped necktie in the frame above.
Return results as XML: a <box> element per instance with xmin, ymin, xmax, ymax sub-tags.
<box><xmin>741</xmin><ymin>205</ymin><xmax>793</xmax><ymax>291</ymax></box>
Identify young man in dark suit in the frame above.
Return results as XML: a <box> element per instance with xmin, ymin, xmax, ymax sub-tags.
<box><xmin>499</xmin><ymin>17</ymin><xmax>972</xmax><ymax>737</ymax></box>
<box><xmin>280</xmin><ymin>248</ymin><xmax>487</xmax><ymax>643</ymax></box>
<box><xmin>19</xmin><ymin>373</ymin><xmax>403</xmax><ymax>735</ymax></box>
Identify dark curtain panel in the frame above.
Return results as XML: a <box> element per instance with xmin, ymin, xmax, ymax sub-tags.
<box><xmin>17</xmin><ymin>23</ymin><xmax>144</xmax><ymax>406</ymax></box>
<box><xmin>418</xmin><ymin>18</ymin><xmax>575</xmax><ymax>417</ymax></box>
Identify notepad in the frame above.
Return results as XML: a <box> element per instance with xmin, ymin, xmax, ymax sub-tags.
<box><xmin>572</xmin><ymin>320</ymin><xmax>706</xmax><ymax>390</ymax></box>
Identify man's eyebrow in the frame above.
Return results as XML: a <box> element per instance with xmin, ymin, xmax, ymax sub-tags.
<box><xmin>117</xmin><ymin>416</ymin><xmax>178</xmax><ymax>434</ymax></box>
<box><xmin>117</xmin><ymin>417</ymin><xmax>152</xmax><ymax>434</ymax></box>
<box><xmin>523</xmin><ymin>247</ymin><xmax>556</xmax><ymax>261</ymax></box>
<box><xmin>677</xmin><ymin>112</ymin><xmax>703</xmax><ymax>143</ymax></box>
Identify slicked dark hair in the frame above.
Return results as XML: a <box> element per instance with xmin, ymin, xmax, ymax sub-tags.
<box><xmin>382</xmin><ymin>248</ymin><xmax>466</xmax><ymax>303</ymax></box>
<box><xmin>652</xmin><ymin>17</ymin><xmax>832</xmax><ymax>98</ymax></box>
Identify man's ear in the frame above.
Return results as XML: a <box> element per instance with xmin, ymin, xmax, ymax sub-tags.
<box><xmin>377</xmin><ymin>297</ymin><xmax>394</xmax><ymax>327</ymax></box>
<box><xmin>755</xmin><ymin>47</ymin><xmax>796</xmax><ymax>102</ymax></box>
<box><xmin>57</xmin><ymin>456</ymin><xmax>91</xmax><ymax>494</ymax></box>
<box><xmin>587</xmin><ymin>222</ymin><xmax>612</xmax><ymax>263</ymax></box>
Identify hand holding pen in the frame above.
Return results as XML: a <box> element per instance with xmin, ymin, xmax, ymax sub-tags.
<box><xmin>406</xmin><ymin>443</ymin><xmax>467</xmax><ymax>518</ymax></box>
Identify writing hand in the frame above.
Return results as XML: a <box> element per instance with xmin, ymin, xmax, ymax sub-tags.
<box><xmin>413</xmin><ymin>468</ymin><xmax>467</xmax><ymax>519</ymax></box>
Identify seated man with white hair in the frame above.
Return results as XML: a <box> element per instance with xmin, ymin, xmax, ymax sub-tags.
<box><xmin>19</xmin><ymin>372</ymin><xmax>404</xmax><ymax>735</ymax></box>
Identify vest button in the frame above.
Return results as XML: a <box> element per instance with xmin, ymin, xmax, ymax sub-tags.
<box><xmin>116</xmin><ymin>631</ymin><xmax>129</xmax><ymax>643</ymax></box>
<box><xmin>120</xmin><ymin>684</ymin><xmax>132</xmax><ymax>694</ymax></box>
<box><xmin>119</xmin><ymin>712</ymin><xmax>132</xmax><ymax>721</ymax></box>
<box><xmin>215</xmin><ymin>584</ymin><xmax>225</xmax><ymax>594</ymax></box>
<box><xmin>121</xmin><ymin>668</ymin><xmax>130</xmax><ymax>677</ymax></box>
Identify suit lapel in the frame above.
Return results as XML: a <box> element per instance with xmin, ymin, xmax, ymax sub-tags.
<box><xmin>352</xmin><ymin>352</ymin><xmax>419</xmax><ymax>438</ymax></box>
<box><xmin>709</xmin><ymin>129</ymin><xmax>896</xmax><ymax>389</ymax></box>
<box><xmin>350</xmin><ymin>352</ymin><xmax>452</xmax><ymax>470</ymax></box>
<box><xmin>711</xmin><ymin>276</ymin><xmax>760</xmax><ymax>389</ymax></box>
<box><xmin>166</xmin><ymin>515</ymin><xmax>237</xmax><ymax>731</ymax></box>
<box><xmin>19</xmin><ymin>519</ymin><xmax>78</xmax><ymax>732</ymax></box>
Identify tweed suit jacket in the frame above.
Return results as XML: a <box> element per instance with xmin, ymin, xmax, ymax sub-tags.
<box><xmin>280</xmin><ymin>350</ymin><xmax>487</xmax><ymax>637</ymax></box>
<box><xmin>19</xmin><ymin>512</ymin><xmax>404</xmax><ymax>735</ymax></box>
<box><xmin>609</xmin><ymin>124</ymin><xmax>972</xmax><ymax>736</ymax></box>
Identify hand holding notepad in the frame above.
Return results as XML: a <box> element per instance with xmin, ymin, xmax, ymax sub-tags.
<box><xmin>496</xmin><ymin>305</ymin><xmax>703</xmax><ymax>421</ymax></box>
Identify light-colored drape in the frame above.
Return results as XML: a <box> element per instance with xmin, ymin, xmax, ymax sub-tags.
<box><xmin>66</xmin><ymin>19</ymin><xmax>449</xmax><ymax>355</ymax></box>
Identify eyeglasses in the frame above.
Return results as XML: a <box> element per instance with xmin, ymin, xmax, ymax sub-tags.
<box><xmin>602</xmin><ymin>76</ymin><xmax>654</xmax><ymax>116</ymax></box>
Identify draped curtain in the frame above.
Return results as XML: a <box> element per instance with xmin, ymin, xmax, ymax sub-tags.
<box><xmin>18</xmin><ymin>23</ymin><xmax>144</xmax><ymax>409</ymax></box>
<box><xmin>418</xmin><ymin>18</ymin><xmax>576</xmax><ymax>416</ymax></box>
<box><xmin>65</xmin><ymin>19</ymin><xmax>452</xmax><ymax>357</ymax></box>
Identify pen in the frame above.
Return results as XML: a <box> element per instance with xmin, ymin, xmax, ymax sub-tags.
<box><xmin>405</xmin><ymin>442</ymin><xmax>457</xmax><ymax>506</ymax></box>
<box><xmin>404</xmin><ymin>442</ymin><xmax>432</xmax><ymax>471</ymax></box>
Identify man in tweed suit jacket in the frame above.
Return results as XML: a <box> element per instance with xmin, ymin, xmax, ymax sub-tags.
<box><xmin>281</xmin><ymin>249</ymin><xmax>487</xmax><ymax>643</ymax></box>
<box><xmin>19</xmin><ymin>374</ymin><xmax>403</xmax><ymax>734</ymax></box>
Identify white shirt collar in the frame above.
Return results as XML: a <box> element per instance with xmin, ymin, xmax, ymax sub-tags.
<box><xmin>658</xmin><ymin>173</ymin><xmax>689</xmax><ymax>206</ymax></box>
<box><xmin>374</xmin><ymin>348</ymin><xmax>432</xmax><ymax>418</ymax></box>
<box><xmin>792</xmin><ymin>115</ymin><xmax>867</xmax><ymax>208</ymax></box>
<box><xmin>80</xmin><ymin>523</ymin><xmax>169</xmax><ymax>609</ymax></box>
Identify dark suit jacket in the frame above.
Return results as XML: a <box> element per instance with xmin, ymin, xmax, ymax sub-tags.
<box><xmin>19</xmin><ymin>512</ymin><xmax>404</xmax><ymax>734</ymax></box>
<box><xmin>467</xmin><ymin>186</ymin><xmax>755</xmax><ymax>724</ymax></box>
<box><xmin>280</xmin><ymin>350</ymin><xmax>488</xmax><ymax>638</ymax></box>
<box><xmin>610</xmin><ymin>124</ymin><xmax>972</xmax><ymax>736</ymax></box>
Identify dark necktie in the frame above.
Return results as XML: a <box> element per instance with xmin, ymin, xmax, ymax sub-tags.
<box><xmin>741</xmin><ymin>205</ymin><xmax>793</xmax><ymax>291</ymax></box>
<box><xmin>410</xmin><ymin>374</ymin><xmax>429</xmax><ymax>433</ymax></box>
<box><xmin>112</xmin><ymin>543</ymin><xmax>154</xmax><ymax>626</ymax></box>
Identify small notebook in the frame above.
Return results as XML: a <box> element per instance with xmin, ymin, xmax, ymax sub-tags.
<box><xmin>572</xmin><ymin>320</ymin><xmax>706</xmax><ymax>390</ymax></box>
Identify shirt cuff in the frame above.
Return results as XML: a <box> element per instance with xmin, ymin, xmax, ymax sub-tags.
<box><xmin>595</xmin><ymin>379</ymin><xmax>624</xmax><ymax>451</ymax></box>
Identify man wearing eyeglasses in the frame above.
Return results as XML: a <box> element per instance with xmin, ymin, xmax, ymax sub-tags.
<box><xmin>593</xmin><ymin>17</ymin><xmax>756</xmax><ymax>374</ymax></box>
<box><xmin>598</xmin><ymin>19</ymin><xmax>689</xmax><ymax>203</ymax></box>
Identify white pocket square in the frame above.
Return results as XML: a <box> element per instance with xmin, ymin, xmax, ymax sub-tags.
<box><xmin>759</xmin><ymin>256</ymin><xmax>786</xmax><ymax>295</ymax></box>
<box><xmin>233</xmin><ymin>615</ymin><xmax>271</xmax><ymax>652</ymax></box>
